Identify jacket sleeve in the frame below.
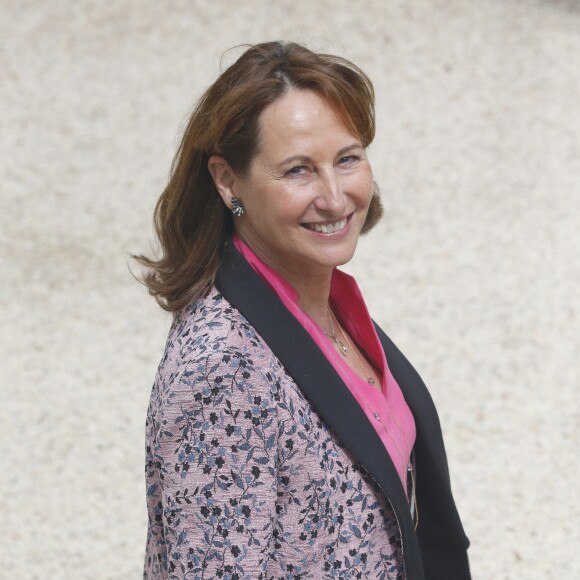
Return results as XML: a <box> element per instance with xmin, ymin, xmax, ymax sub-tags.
<box><xmin>147</xmin><ymin>345</ymin><xmax>283</xmax><ymax>579</ymax></box>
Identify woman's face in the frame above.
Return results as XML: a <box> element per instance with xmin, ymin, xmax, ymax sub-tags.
<box><xmin>218</xmin><ymin>89</ymin><xmax>374</xmax><ymax>286</ymax></box>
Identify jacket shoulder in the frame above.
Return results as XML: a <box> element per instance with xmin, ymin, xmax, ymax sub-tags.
<box><xmin>163</xmin><ymin>287</ymin><xmax>263</xmax><ymax>359</ymax></box>
<box><xmin>153</xmin><ymin>287</ymin><xmax>283</xmax><ymax>401</ymax></box>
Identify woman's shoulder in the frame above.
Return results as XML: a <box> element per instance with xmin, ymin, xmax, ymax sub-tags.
<box><xmin>157</xmin><ymin>286</ymin><xmax>275</xmax><ymax>379</ymax></box>
<box><xmin>149</xmin><ymin>286</ymin><xmax>290</xmax><ymax>422</ymax></box>
<box><xmin>169</xmin><ymin>286</ymin><xmax>237</xmax><ymax>342</ymax></box>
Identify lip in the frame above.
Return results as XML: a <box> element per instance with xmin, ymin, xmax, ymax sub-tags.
<box><xmin>301</xmin><ymin>213</ymin><xmax>353</xmax><ymax>238</ymax></box>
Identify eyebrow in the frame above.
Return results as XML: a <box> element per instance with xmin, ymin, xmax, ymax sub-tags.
<box><xmin>277</xmin><ymin>143</ymin><xmax>363</xmax><ymax>167</ymax></box>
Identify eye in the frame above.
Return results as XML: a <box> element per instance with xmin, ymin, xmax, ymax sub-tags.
<box><xmin>285</xmin><ymin>165</ymin><xmax>309</xmax><ymax>177</ymax></box>
<box><xmin>338</xmin><ymin>155</ymin><xmax>359</xmax><ymax>166</ymax></box>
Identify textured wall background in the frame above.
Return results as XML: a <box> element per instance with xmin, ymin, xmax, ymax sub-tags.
<box><xmin>2</xmin><ymin>0</ymin><xmax>578</xmax><ymax>578</ymax></box>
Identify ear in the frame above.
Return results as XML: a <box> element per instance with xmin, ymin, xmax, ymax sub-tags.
<box><xmin>207</xmin><ymin>155</ymin><xmax>239</xmax><ymax>210</ymax></box>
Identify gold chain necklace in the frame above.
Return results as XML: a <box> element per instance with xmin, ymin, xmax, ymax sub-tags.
<box><xmin>330</xmin><ymin>308</ymin><xmax>377</xmax><ymax>387</ymax></box>
<box><xmin>332</xmin><ymin>311</ymin><xmax>419</xmax><ymax>528</ymax></box>
<box><xmin>325</xmin><ymin>308</ymin><xmax>348</xmax><ymax>356</ymax></box>
<box><xmin>333</xmin><ymin>315</ymin><xmax>405</xmax><ymax>472</ymax></box>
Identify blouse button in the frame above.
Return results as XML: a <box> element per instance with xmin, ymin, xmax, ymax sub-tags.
<box><xmin>373</xmin><ymin>412</ymin><xmax>381</xmax><ymax>421</ymax></box>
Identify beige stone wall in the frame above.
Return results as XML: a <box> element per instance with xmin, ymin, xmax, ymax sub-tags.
<box><xmin>2</xmin><ymin>1</ymin><xmax>578</xmax><ymax>577</ymax></box>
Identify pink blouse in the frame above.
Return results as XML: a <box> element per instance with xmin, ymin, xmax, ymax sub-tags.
<box><xmin>234</xmin><ymin>236</ymin><xmax>416</xmax><ymax>493</ymax></box>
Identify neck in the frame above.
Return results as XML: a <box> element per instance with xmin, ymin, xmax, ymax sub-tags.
<box><xmin>234</xmin><ymin>232</ymin><xmax>334</xmax><ymax>331</ymax></box>
<box><xmin>266</xmin><ymin>256</ymin><xmax>333</xmax><ymax>329</ymax></box>
<box><xmin>262</xmin><ymin>257</ymin><xmax>334</xmax><ymax>330</ymax></box>
<box><xmin>289</xmin><ymin>270</ymin><xmax>333</xmax><ymax>331</ymax></box>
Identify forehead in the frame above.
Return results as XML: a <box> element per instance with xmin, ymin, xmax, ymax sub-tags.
<box><xmin>257</xmin><ymin>89</ymin><xmax>358</xmax><ymax>148</ymax></box>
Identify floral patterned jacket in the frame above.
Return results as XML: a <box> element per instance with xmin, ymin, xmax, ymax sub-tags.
<box><xmin>144</xmin><ymin>241</ymin><xmax>470</xmax><ymax>580</ymax></box>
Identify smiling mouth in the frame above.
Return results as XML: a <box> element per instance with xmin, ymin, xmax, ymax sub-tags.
<box><xmin>302</xmin><ymin>216</ymin><xmax>349</xmax><ymax>234</ymax></box>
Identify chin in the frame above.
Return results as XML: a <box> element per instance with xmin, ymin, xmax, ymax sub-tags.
<box><xmin>315</xmin><ymin>246</ymin><xmax>358</xmax><ymax>269</ymax></box>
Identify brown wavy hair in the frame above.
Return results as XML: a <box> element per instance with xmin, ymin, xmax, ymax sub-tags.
<box><xmin>134</xmin><ymin>41</ymin><xmax>383</xmax><ymax>312</ymax></box>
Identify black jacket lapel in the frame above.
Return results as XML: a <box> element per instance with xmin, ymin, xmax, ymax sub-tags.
<box><xmin>215</xmin><ymin>240</ymin><xmax>426</xmax><ymax>579</ymax></box>
<box><xmin>375</xmin><ymin>326</ymin><xmax>470</xmax><ymax>579</ymax></box>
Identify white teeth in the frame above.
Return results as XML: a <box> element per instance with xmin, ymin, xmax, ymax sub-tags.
<box><xmin>308</xmin><ymin>218</ymin><xmax>347</xmax><ymax>233</ymax></box>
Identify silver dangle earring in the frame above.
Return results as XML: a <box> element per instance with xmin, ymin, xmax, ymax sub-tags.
<box><xmin>231</xmin><ymin>197</ymin><xmax>244</xmax><ymax>217</ymax></box>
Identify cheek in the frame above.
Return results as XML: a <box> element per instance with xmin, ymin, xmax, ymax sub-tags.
<box><xmin>248</xmin><ymin>188</ymin><xmax>304</xmax><ymax>228</ymax></box>
<box><xmin>350</xmin><ymin>173</ymin><xmax>374</xmax><ymax>204</ymax></box>
<box><xmin>271</xmin><ymin>185</ymin><xmax>315</xmax><ymax>217</ymax></box>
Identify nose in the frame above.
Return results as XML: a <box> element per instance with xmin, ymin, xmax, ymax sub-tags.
<box><xmin>313</xmin><ymin>168</ymin><xmax>347</xmax><ymax>214</ymax></box>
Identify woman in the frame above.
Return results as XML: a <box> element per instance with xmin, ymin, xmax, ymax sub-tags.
<box><xmin>137</xmin><ymin>41</ymin><xmax>470</xmax><ymax>579</ymax></box>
